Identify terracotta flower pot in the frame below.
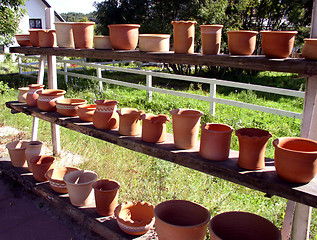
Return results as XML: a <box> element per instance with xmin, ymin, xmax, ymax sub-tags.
<box><xmin>154</xmin><ymin>199</ymin><xmax>211</xmax><ymax>240</ymax></box>
<box><xmin>108</xmin><ymin>24</ymin><xmax>140</xmax><ymax>50</ymax></box>
<box><xmin>273</xmin><ymin>137</ymin><xmax>317</xmax><ymax>183</ymax></box>
<box><xmin>235</xmin><ymin>128</ymin><xmax>272</xmax><ymax>170</ymax></box>
<box><xmin>15</xmin><ymin>34</ymin><xmax>32</xmax><ymax>46</ymax></box>
<box><xmin>38</xmin><ymin>29</ymin><xmax>56</xmax><ymax>47</ymax></box>
<box><xmin>93</xmin><ymin>179</ymin><xmax>120</xmax><ymax>216</ymax></box>
<box><xmin>18</xmin><ymin>87</ymin><xmax>29</xmax><ymax>103</ymax></box>
<box><xmin>199</xmin><ymin>123</ymin><xmax>233</xmax><ymax>161</ymax></box>
<box><xmin>37</xmin><ymin>89</ymin><xmax>66</xmax><ymax>112</ymax></box>
<box><xmin>170</xmin><ymin>108</ymin><xmax>204</xmax><ymax>149</ymax></box>
<box><xmin>54</xmin><ymin>22</ymin><xmax>75</xmax><ymax>48</ymax></box>
<box><xmin>56</xmin><ymin>99</ymin><xmax>87</xmax><ymax>117</ymax></box>
<box><xmin>260</xmin><ymin>31</ymin><xmax>297</xmax><ymax>58</ymax></box>
<box><xmin>6</xmin><ymin>140</ymin><xmax>29</xmax><ymax>167</ymax></box>
<box><xmin>117</xmin><ymin>108</ymin><xmax>144</xmax><ymax>136</ymax></box>
<box><xmin>76</xmin><ymin>104</ymin><xmax>96</xmax><ymax>122</ymax></box>
<box><xmin>138</xmin><ymin>34</ymin><xmax>170</xmax><ymax>52</ymax></box>
<box><xmin>30</xmin><ymin>155</ymin><xmax>55</xmax><ymax>182</ymax></box>
<box><xmin>93</xmin><ymin>100</ymin><xmax>119</xmax><ymax>130</ymax></box>
<box><xmin>72</xmin><ymin>22</ymin><xmax>95</xmax><ymax>49</ymax></box>
<box><xmin>25</xmin><ymin>140</ymin><xmax>43</xmax><ymax>172</ymax></box>
<box><xmin>63</xmin><ymin>170</ymin><xmax>98</xmax><ymax>206</ymax></box>
<box><xmin>29</xmin><ymin>29</ymin><xmax>41</xmax><ymax>47</ymax></box>
<box><xmin>26</xmin><ymin>84</ymin><xmax>44</xmax><ymax>107</ymax></box>
<box><xmin>227</xmin><ymin>30</ymin><xmax>258</xmax><ymax>55</ymax></box>
<box><xmin>94</xmin><ymin>36</ymin><xmax>111</xmax><ymax>49</ymax></box>
<box><xmin>209</xmin><ymin>211</ymin><xmax>281</xmax><ymax>240</ymax></box>
<box><xmin>115</xmin><ymin>201</ymin><xmax>154</xmax><ymax>235</ymax></box>
<box><xmin>200</xmin><ymin>25</ymin><xmax>223</xmax><ymax>55</ymax></box>
<box><xmin>171</xmin><ymin>20</ymin><xmax>197</xmax><ymax>54</ymax></box>
<box><xmin>302</xmin><ymin>38</ymin><xmax>317</xmax><ymax>60</ymax></box>
<box><xmin>141</xmin><ymin>114</ymin><xmax>170</xmax><ymax>143</ymax></box>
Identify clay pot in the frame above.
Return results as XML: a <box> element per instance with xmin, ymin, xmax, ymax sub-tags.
<box><xmin>72</xmin><ymin>22</ymin><xmax>95</xmax><ymax>49</ymax></box>
<box><xmin>273</xmin><ymin>137</ymin><xmax>317</xmax><ymax>183</ymax></box>
<box><xmin>63</xmin><ymin>170</ymin><xmax>98</xmax><ymax>206</ymax></box>
<box><xmin>209</xmin><ymin>211</ymin><xmax>281</xmax><ymax>240</ymax></box>
<box><xmin>30</xmin><ymin>155</ymin><xmax>55</xmax><ymax>182</ymax></box>
<box><xmin>115</xmin><ymin>201</ymin><xmax>154</xmax><ymax>235</ymax></box>
<box><xmin>37</xmin><ymin>89</ymin><xmax>66</xmax><ymax>112</ymax></box>
<box><xmin>26</xmin><ymin>84</ymin><xmax>44</xmax><ymax>107</ymax></box>
<box><xmin>199</xmin><ymin>123</ymin><xmax>233</xmax><ymax>161</ymax></box>
<box><xmin>260</xmin><ymin>31</ymin><xmax>297</xmax><ymax>58</ymax></box>
<box><xmin>117</xmin><ymin>108</ymin><xmax>144</xmax><ymax>136</ymax></box>
<box><xmin>108</xmin><ymin>24</ymin><xmax>140</xmax><ymax>50</ymax></box>
<box><xmin>227</xmin><ymin>30</ymin><xmax>258</xmax><ymax>55</ymax></box>
<box><xmin>56</xmin><ymin>99</ymin><xmax>87</xmax><ymax>117</ymax></box>
<box><xmin>38</xmin><ymin>29</ymin><xmax>56</xmax><ymax>47</ymax></box>
<box><xmin>6</xmin><ymin>140</ymin><xmax>29</xmax><ymax>167</ymax></box>
<box><xmin>94</xmin><ymin>36</ymin><xmax>111</xmax><ymax>49</ymax></box>
<box><xmin>54</xmin><ymin>22</ymin><xmax>75</xmax><ymax>48</ymax></box>
<box><xmin>138</xmin><ymin>34</ymin><xmax>170</xmax><ymax>52</ymax></box>
<box><xmin>76</xmin><ymin>104</ymin><xmax>96</xmax><ymax>122</ymax></box>
<box><xmin>29</xmin><ymin>29</ymin><xmax>41</xmax><ymax>47</ymax></box>
<box><xmin>170</xmin><ymin>109</ymin><xmax>204</xmax><ymax>149</ymax></box>
<box><xmin>15</xmin><ymin>34</ymin><xmax>32</xmax><ymax>46</ymax></box>
<box><xmin>45</xmin><ymin>167</ymin><xmax>80</xmax><ymax>194</ymax></box>
<box><xmin>93</xmin><ymin>100</ymin><xmax>119</xmax><ymax>130</ymax></box>
<box><xmin>154</xmin><ymin>199</ymin><xmax>211</xmax><ymax>240</ymax></box>
<box><xmin>171</xmin><ymin>20</ymin><xmax>197</xmax><ymax>54</ymax></box>
<box><xmin>25</xmin><ymin>140</ymin><xmax>43</xmax><ymax>172</ymax></box>
<box><xmin>235</xmin><ymin>128</ymin><xmax>272</xmax><ymax>170</ymax></box>
<box><xmin>302</xmin><ymin>38</ymin><xmax>317</xmax><ymax>60</ymax></box>
<box><xmin>200</xmin><ymin>25</ymin><xmax>223</xmax><ymax>55</ymax></box>
<box><xmin>18</xmin><ymin>87</ymin><xmax>29</xmax><ymax>103</ymax></box>
<box><xmin>141</xmin><ymin>114</ymin><xmax>170</xmax><ymax>143</ymax></box>
<box><xmin>93</xmin><ymin>179</ymin><xmax>120</xmax><ymax>216</ymax></box>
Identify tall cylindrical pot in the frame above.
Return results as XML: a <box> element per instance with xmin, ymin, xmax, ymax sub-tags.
<box><xmin>18</xmin><ymin>87</ymin><xmax>29</xmax><ymax>103</ymax></box>
<box><xmin>30</xmin><ymin>155</ymin><xmax>55</xmax><ymax>181</ymax></box>
<box><xmin>227</xmin><ymin>30</ymin><xmax>258</xmax><ymax>55</ymax></box>
<box><xmin>141</xmin><ymin>114</ymin><xmax>170</xmax><ymax>143</ymax></box>
<box><xmin>118</xmin><ymin>108</ymin><xmax>144</xmax><ymax>136</ymax></box>
<box><xmin>26</xmin><ymin>84</ymin><xmax>44</xmax><ymax>107</ymax></box>
<box><xmin>25</xmin><ymin>140</ymin><xmax>43</xmax><ymax>172</ymax></box>
<box><xmin>72</xmin><ymin>22</ymin><xmax>95</xmax><ymax>49</ymax></box>
<box><xmin>108</xmin><ymin>24</ymin><xmax>140</xmax><ymax>50</ymax></box>
<box><xmin>6</xmin><ymin>140</ymin><xmax>29</xmax><ymax>167</ymax></box>
<box><xmin>93</xmin><ymin>100</ymin><xmax>119</xmax><ymax>130</ymax></box>
<box><xmin>54</xmin><ymin>22</ymin><xmax>75</xmax><ymax>48</ymax></box>
<box><xmin>200</xmin><ymin>25</ymin><xmax>223</xmax><ymax>55</ymax></box>
<box><xmin>171</xmin><ymin>20</ymin><xmax>197</xmax><ymax>54</ymax></box>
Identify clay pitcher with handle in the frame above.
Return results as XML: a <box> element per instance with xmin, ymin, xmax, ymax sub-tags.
<box><xmin>141</xmin><ymin>113</ymin><xmax>170</xmax><ymax>143</ymax></box>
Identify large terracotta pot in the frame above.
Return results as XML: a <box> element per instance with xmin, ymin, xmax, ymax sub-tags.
<box><xmin>94</xmin><ymin>36</ymin><xmax>111</xmax><ymax>49</ymax></box>
<box><xmin>30</xmin><ymin>155</ymin><xmax>55</xmax><ymax>182</ymax></box>
<box><xmin>26</xmin><ymin>84</ymin><xmax>44</xmax><ymax>107</ymax></box>
<box><xmin>6</xmin><ymin>140</ymin><xmax>29</xmax><ymax>167</ymax></box>
<box><xmin>141</xmin><ymin>114</ymin><xmax>170</xmax><ymax>143</ymax></box>
<box><xmin>171</xmin><ymin>20</ymin><xmax>197</xmax><ymax>54</ymax></box>
<box><xmin>29</xmin><ymin>29</ymin><xmax>41</xmax><ymax>47</ymax></box>
<box><xmin>37</xmin><ymin>89</ymin><xmax>66</xmax><ymax>112</ymax></box>
<box><xmin>38</xmin><ymin>29</ymin><xmax>56</xmax><ymax>47</ymax></box>
<box><xmin>138</xmin><ymin>34</ymin><xmax>170</xmax><ymax>52</ymax></box>
<box><xmin>227</xmin><ymin>30</ymin><xmax>258</xmax><ymax>55</ymax></box>
<box><xmin>15</xmin><ymin>34</ymin><xmax>32</xmax><ymax>46</ymax></box>
<box><xmin>154</xmin><ymin>200</ymin><xmax>211</xmax><ymax>240</ymax></box>
<box><xmin>273</xmin><ymin>137</ymin><xmax>317</xmax><ymax>183</ymax></box>
<box><xmin>108</xmin><ymin>24</ymin><xmax>140</xmax><ymax>50</ymax></box>
<box><xmin>76</xmin><ymin>104</ymin><xmax>96</xmax><ymax>122</ymax></box>
<box><xmin>302</xmin><ymin>38</ymin><xmax>317</xmax><ymax>60</ymax></box>
<box><xmin>93</xmin><ymin>100</ymin><xmax>119</xmax><ymax>130</ymax></box>
<box><xmin>54</xmin><ymin>22</ymin><xmax>75</xmax><ymax>48</ymax></box>
<box><xmin>25</xmin><ymin>140</ymin><xmax>43</xmax><ymax>172</ymax></box>
<box><xmin>200</xmin><ymin>25</ymin><xmax>223</xmax><ymax>55</ymax></box>
<box><xmin>72</xmin><ymin>22</ymin><xmax>95</xmax><ymax>49</ymax></box>
<box><xmin>56</xmin><ymin>99</ymin><xmax>87</xmax><ymax>117</ymax></box>
<box><xmin>18</xmin><ymin>87</ymin><xmax>29</xmax><ymax>103</ymax></box>
<box><xmin>117</xmin><ymin>108</ymin><xmax>144</xmax><ymax>136</ymax></box>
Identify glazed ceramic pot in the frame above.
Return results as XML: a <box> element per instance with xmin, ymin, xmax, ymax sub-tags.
<box><xmin>63</xmin><ymin>170</ymin><xmax>98</xmax><ymax>206</ymax></box>
<box><xmin>260</xmin><ymin>31</ymin><xmax>297</xmax><ymax>58</ymax></box>
<box><xmin>94</xmin><ymin>35</ymin><xmax>111</xmax><ymax>49</ymax></box>
<box><xmin>108</xmin><ymin>24</ymin><xmax>140</xmax><ymax>50</ymax></box>
<box><xmin>93</xmin><ymin>179</ymin><xmax>120</xmax><ymax>216</ymax></box>
<box><xmin>302</xmin><ymin>38</ymin><xmax>317</xmax><ymax>60</ymax></box>
<box><xmin>15</xmin><ymin>34</ymin><xmax>32</xmax><ymax>46</ymax></box>
<box><xmin>199</xmin><ymin>123</ymin><xmax>233</xmax><ymax>161</ymax></box>
<box><xmin>37</xmin><ymin>89</ymin><xmax>66</xmax><ymax>112</ymax></box>
<box><xmin>93</xmin><ymin>100</ymin><xmax>119</xmax><ymax>130</ymax></box>
<box><xmin>115</xmin><ymin>201</ymin><xmax>154</xmax><ymax>235</ymax></box>
<box><xmin>76</xmin><ymin>104</ymin><xmax>97</xmax><ymax>122</ymax></box>
<box><xmin>141</xmin><ymin>114</ymin><xmax>170</xmax><ymax>143</ymax></box>
<box><xmin>273</xmin><ymin>137</ymin><xmax>317</xmax><ymax>183</ymax></box>
<box><xmin>30</xmin><ymin>155</ymin><xmax>55</xmax><ymax>182</ymax></box>
<box><xmin>6</xmin><ymin>140</ymin><xmax>29</xmax><ymax>167</ymax></box>
<box><xmin>18</xmin><ymin>87</ymin><xmax>29</xmax><ymax>103</ymax></box>
<box><xmin>72</xmin><ymin>22</ymin><xmax>95</xmax><ymax>49</ymax></box>
<box><xmin>38</xmin><ymin>29</ymin><xmax>56</xmax><ymax>47</ymax></box>
<box><xmin>138</xmin><ymin>34</ymin><xmax>170</xmax><ymax>52</ymax></box>
<box><xmin>209</xmin><ymin>211</ymin><xmax>281</xmax><ymax>240</ymax></box>
<box><xmin>154</xmin><ymin>199</ymin><xmax>211</xmax><ymax>240</ymax></box>
<box><xmin>200</xmin><ymin>25</ymin><xmax>223</xmax><ymax>55</ymax></box>
<box><xmin>54</xmin><ymin>22</ymin><xmax>75</xmax><ymax>48</ymax></box>
<box><xmin>235</xmin><ymin>128</ymin><xmax>272</xmax><ymax>170</ymax></box>
<box><xmin>25</xmin><ymin>140</ymin><xmax>43</xmax><ymax>172</ymax></box>
<box><xmin>26</xmin><ymin>84</ymin><xmax>44</xmax><ymax>107</ymax></box>
<box><xmin>170</xmin><ymin>109</ymin><xmax>204</xmax><ymax>149</ymax></box>
<box><xmin>118</xmin><ymin>108</ymin><xmax>144</xmax><ymax>136</ymax></box>
<box><xmin>171</xmin><ymin>20</ymin><xmax>197</xmax><ymax>54</ymax></box>
<box><xmin>56</xmin><ymin>99</ymin><xmax>87</xmax><ymax>117</ymax></box>
<box><xmin>29</xmin><ymin>29</ymin><xmax>41</xmax><ymax>47</ymax></box>
<box><xmin>227</xmin><ymin>30</ymin><xmax>258</xmax><ymax>55</ymax></box>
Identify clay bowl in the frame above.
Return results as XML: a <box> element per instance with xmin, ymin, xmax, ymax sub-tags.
<box><xmin>138</xmin><ymin>34</ymin><xmax>170</xmax><ymax>52</ymax></box>
<box><xmin>29</xmin><ymin>155</ymin><xmax>55</xmax><ymax>182</ymax></box>
<box><xmin>37</xmin><ymin>89</ymin><xmax>66</xmax><ymax>112</ymax></box>
<box><xmin>76</xmin><ymin>104</ymin><xmax>97</xmax><ymax>122</ymax></box>
<box><xmin>45</xmin><ymin>167</ymin><xmax>80</xmax><ymax>193</ymax></box>
<box><xmin>15</xmin><ymin>34</ymin><xmax>32</xmax><ymax>46</ymax></box>
<box><xmin>56</xmin><ymin>99</ymin><xmax>87</xmax><ymax>117</ymax></box>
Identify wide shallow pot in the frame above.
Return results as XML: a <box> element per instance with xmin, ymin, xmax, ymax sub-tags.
<box><xmin>29</xmin><ymin>29</ymin><xmax>41</xmax><ymax>47</ymax></box>
<box><xmin>93</xmin><ymin>100</ymin><xmax>119</xmax><ymax>130</ymax></box>
<box><xmin>56</xmin><ymin>98</ymin><xmax>87</xmax><ymax>116</ymax></box>
<box><xmin>26</xmin><ymin>84</ymin><xmax>44</xmax><ymax>107</ymax></box>
<box><xmin>273</xmin><ymin>137</ymin><xmax>317</xmax><ymax>183</ymax></box>
<box><xmin>6</xmin><ymin>140</ymin><xmax>29</xmax><ymax>167</ymax></box>
<box><xmin>30</xmin><ymin>155</ymin><xmax>55</xmax><ymax>181</ymax></box>
<box><xmin>170</xmin><ymin>109</ymin><xmax>203</xmax><ymax>149</ymax></box>
<box><xmin>115</xmin><ymin>201</ymin><xmax>154</xmax><ymax>235</ymax></box>
<box><xmin>45</xmin><ymin>167</ymin><xmax>79</xmax><ymax>194</ymax></box>
<box><xmin>209</xmin><ymin>211</ymin><xmax>281</xmax><ymax>240</ymax></box>
<box><xmin>25</xmin><ymin>140</ymin><xmax>43</xmax><ymax>172</ymax></box>
<box><xmin>15</xmin><ymin>34</ymin><xmax>32</xmax><ymax>46</ymax></box>
<box><xmin>76</xmin><ymin>104</ymin><xmax>97</xmax><ymax>122</ymax></box>
<box><xmin>37</xmin><ymin>89</ymin><xmax>66</xmax><ymax>112</ymax></box>
<box><xmin>72</xmin><ymin>22</ymin><xmax>95</xmax><ymax>49</ymax></box>
<box><xmin>235</xmin><ymin>128</ymin><xmax>272</xmax><ymax>170</ymax></box>
<box><xmin>38</xmin><ymin>29</ymin><xmax>56</xmax><ymax>47</ymax></box>
<box><xmin>260</xmin><ymin>31</ymin><xmax>297</xmax><ymax>58</ymax></box>
<box><xmin>172</xmin><ymin>20</ymin><xmax>197</xmax><ymax>54</ymax></box>
<box><xmin>227</xmin><ymin>30</ymin><xmax>258</xmax><ymax>55</ymax></box>
<box><xmin>154</xmin><ymin>199</ymin><xmax>211</xmax><ymax>240</ymax></box>
<box><xmin>93</xmin><ymin>179</ymin><xmax>120</xmax><ymax>216</ymax></box>
<box><xmin>141</xmin><ymin>114</ymin><xmax>170</xmax><ymax>143</ymax></box>
<box><xmin>138</xmin><ymin>34</ymin><xmax>170</xmax><ymax>52</ymax></box>
<box><xmin>63</xmin><ymin>170</ymin><xmax>98</xmax><ymax>206</ymax></box>
<box><xmin>54</xmin><ymin>22</ymin><xmax>75</xmax><ymax>48</ymax></box>
<box><xmin>108</xmin><ymin>24</ymin><xmax>140</xmax><ymax>50</ymax></box>
<box><xmin>200</xmin><ymin>25</ymin><xmax>223</xmax><ymax>55</ymax></box>
<box><xmin>94</xmin><ymin>36</ymin><xmax>111</xmax><ymax>49</ymax></box>
<box><xmin>302</xmin><ymin>38</ymin><xmax>317</xmax><ymax>60</ymax></box>
<box><xmin>118</xmin><ymin>108</ymin><xmax>144</xmax><ymax>136</ymax></box>
<box><xmin>18</xmin><ymin>87</ymin><xmax>29</xmax><ymax>103</ymax></box>
<box><xmin>199</xmin><ymin>123</ymin><xmax>233</xmax><ymax>161</ymax></box>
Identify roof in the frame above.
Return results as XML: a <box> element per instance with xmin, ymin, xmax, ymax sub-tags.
<box><xmin>41</xmin><ymin>0</ymin><xmax>65</xmax><ymax>22</ymax></box>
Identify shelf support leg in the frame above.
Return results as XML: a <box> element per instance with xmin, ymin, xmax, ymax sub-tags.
<box><xmin>146</xmin><ymin>74</ymin><xmax>152</xmax><ymax>102</ymax></box>
<box><xmin>291</xmin><ymin>203</ymin><xmax>312</xmax><ymax>240</ymax></box>
<box><xmin>97</xmin><ymin>67</ymin><xmax>103</xmax><ymax>92</ymax></box>
<box><xmin>209</xmin><ymin>83</ymin><xmax>216</xmax><ymax>116</ymax></box>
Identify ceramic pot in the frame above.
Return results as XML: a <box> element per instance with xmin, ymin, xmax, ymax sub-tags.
<box><xmin>200</xmin><ymin>25</ymin><xmax>223</xmax><ymax>55</ymax></box>
<box><xmin>260</xmin><ymin>31</ymin><xmax>297</xmax><ymax>58</ymax></box>
<box><xmin>94</xmin><ymin>35</ymin><xmax>111</xmax><ymax>49</ymax></box>
<box><xmin>154</xmin><ymin>199</ymin><xmax>211</xmax><ymax>240</ymax></box>
<box><xmin>141</xmin><ymin>114</ymin><xmax>170</xmax><ymax>143</ymax></box>
<box><xmin>170</xmin><ymin>108</ymin><xmax>204</xmax><ymax>149</ymax></box>
<box><xmin>273</xmin><ymin>137</ymin><xmax>317</xmax><ymax>183</ymax></box>
<box><xmin>72</xmin><ymin>22</ymin><xmax>95</xmax><ymax>49</ymax></box>
<box><xmin>30</xmin><ymin>155</ymin><xmax>55</xmax><ymax>182</ymax></box>
<box><xmin>56</xmin><ymin>99</ymin><xmax>87</xmax><ymax>116</ymax></box>
<box><xmin>6</xmin><ymin>140</ymin><xmax>29</xmax><ymax>167</ymax></box>
<box><xmin>76</xmin><ymin>104</ymin><xmax>97</xmax><ymax>122</ymax></box>
<box><xmin>138</xmin><ymin>34</ymin><xmax>170</xmax><ymax>52</ymax></box>
<box><xmin>199</xmin><ymin>123</ymin><xmax>233</xmax><ymax>161</ymax></box>
<box><xmin>93</xmin><ymin>179</ymin><xmax>120</xmax><ymax>216</ymax></box>
<box><xmin>115</xmin><ymin>201</ymin><xmax>154</xmax><ymax>235</ymax></box>
<box><xmin>117</xmin><ymin>108</ymin><xmax>144</xmax><ymax>136</ymax></box>
<box><xmin>302</xmin><ymin>38</ymin><xmax>317</xmax><ymax>60</ymax></box>
<box><xmin>227</xmin><ymin>30</ymin><xmax>258</xmax><ymax>55</ymax></box>
<box><xmin>29</xmin><ymin>29</ymin><xmax>41</xmax><ymax>47</ymax></box>
<box><xmin>93</xmin><ymin>100</ymin><xmax>119</xmax><ymax>130</ymax></box>
<box><xmin>15</xmin><ymin>34</ymin><xmax>32</xmax><ymax>46</ymax></box>
<box><xmin>18</xmin><ymin>87</ymin><xmax>29</xmax><ymax>103</ymax></box>
<box><xmin>38</xmin><ymin>29</ymin><xmax>56</xmax><ymax>47</ymax></box>
<box><xmin>26</xmin><ymin>84</ymin><xmax>44</xmax><ymax>107</ymax></box>
<box><xmin>209</xmin><ymin>211</ymin><xmax>281</xmax><ymax>240</ymax></box>
<box><xmin>54</xmin><ymin>22</ymin><xmax>75</xmax><ymax>48</ymax></box>
<box><xmin>63</xmin><ymin>170</ymin><xmax>98</xmax><ymax>206</ymax></box>
<box><xmin>37</xmin><ymin>89</ymin><xmax>66</xmax><ymax>112</ymax></box>
<box><xmin>108</xmin><ymin>24</ymin><xmax>140</xmax><ymax>50</ymax></box>
<box><xmin>25</xmin><ymin>140</ymin><xmax>43</xmax><ymax>172</ymax></box>
<box><xmin>171</xmin><ymin>20</ymin><xmax>197</xmax><ymax>54</ymax></box>
<box><xmin>235</xmin><ymin>128</ymin><xmax>272</xmax><ymax>170</ymax></box>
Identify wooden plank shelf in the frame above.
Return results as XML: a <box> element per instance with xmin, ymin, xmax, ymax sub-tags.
<box><xmin>6</xmin><ymin>101</ymin><xmax>317</xmax><ymax>208</ymax></box>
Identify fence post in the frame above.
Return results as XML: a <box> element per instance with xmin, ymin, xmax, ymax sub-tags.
<box><xmin>64</xmin><ymin>62</ymin><xmax>68</xmax><ymax>84</ymax></box>
<box><xmin>146</xmin><ymin>74</ymin><xmax>152</xmax><ymax>101</ymax></box>
<box><xmin>18</xmin><ymin>56</ymin><xmax>22</xmax><ymax>74</ymax></box>
<box><xmin>97</xmin><ymin>67</ymin><xmax>103</xmax><ymax>92</ymax></box>
<box><xmin>209</xmin><ymin>83</ymin><xmax>216</xmax><ymax>116</ymax></box>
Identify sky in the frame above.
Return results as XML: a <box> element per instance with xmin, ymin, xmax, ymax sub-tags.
<box><xmin>48</xmin><ymin>0</ymin><xmax>103</xmax><ymax>14</ymax></box>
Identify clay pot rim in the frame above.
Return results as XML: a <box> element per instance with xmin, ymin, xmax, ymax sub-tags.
<box><xmin>63</xmin><ymin>170</ymin><xmax>98</xmax><ymax>186</ymax></box>
<box><xmin>273</xmin><ymin>137</ymin><xmax>317</xmax><ymax>154</ymax></box>
<box><xmin>77</xmin><ymin>104</ymin><xmax>97</xmax><ymax>110</ymax></box>
<box><xmin>54</xmin><ymin>22</ymin><xmax>75</xmax><ymax>25</ymax></box>
<box><xmin>28</xmin><ymin>84</ymin><xmax>44</xmax><ymax>89</ymax></box>
<box><xmin>38</xmin><ymin>89</ymin><xmax>66</xmax><ymax>96</ymax></box>
<box><xmin>142</xmin><ymin>113</ymin><xmax>170</xmax><ymax>123</ymax></box>
<box><xmin>200</xmin><ymin>24</ymin><xmax>223</xmax><ymax>28</ymax></box>
<box><xmin>45</xmin><ymin>167</ymin><xmax>80</xmax><ymax>183</ymax></box>
<box><xmin>15</xmin><ymin>34</ymin><xmax>30</xmax><ymax>38</ymax></box>
<box><xmin>38</xmin><ymin>29</ymin><xmax>56</xmax><ymax>33</ymax></box>
<box><xmin>170</xmin><ymin>108</ymin><xmax>204</xmax><ymax>117</ymax></box>
<box><xmin>94</xmin><ymin>35</ymin><xmax>110</xmax><ymax>39</ymax></box>
<box><xmin>108</xmin><ymin>24</ymin><xmax>140</xmax><ymax>28</ymax></box>
<box><xmin>260</xmin><ymin>30</ymin><xmax>298</xmax><ymax>35</ymax></box>
<box><xmin>72</xmin><ymin>22</ymin><xmax>95</xmax><ymax>25</ymax></box>
<box><xmin>56</xmin><ymin>98</ymin><xmax>87</xmax><ymax>105</ymax></box>
<box><xmin>227</xmin><ymin>30</ymin><xmax>258</xmax><ymax>34</ymax></box>
<box><xmin>6</xmin><ymin>140</ymin><xmax>28</xmax><ymax>150</ymax></box>
<box><xmin>118</xmin><ymin>108</ymin><xmax>144</xmax><ymax>116</ymax></box>
<box><xmin>201</xmin><ymin>123</ymin><xmax>234</xmax><ymax>134</ymax></box>
<box><xmin>304</xmin><ymin>38</ymin><xmax>317</xmax><ymax>43</ymax></box>
<box><xmin>139</xmin><ymin>34</ymin><xmax>170</xmax><ymax>38</ymax></box>
<box><xmin>26</xmin><ymin>140</ymin><xmax>43</xmax><ymax>146</ymax></box>
<box><xmin>18</xmin><ymin>87</ymin><xmax>29</xmax><ymax>91</ymax></box>
<box><xmin>235</xmin><ymin>128</ymin><xmax>272</xmax><ymax>139</ymax></box>
<box><xmin>92</xmin><ymin>179</ymin><xmax>121</xmax><ymax>192</ymax></box>
<box><xmin>29</xmin><ymin>29</ymin><xmax>44</xmax><ymax>32</ymax></box>
<box><xmin>30</xmin><ymin>155</ymin><xmax>55</xmax><ymax>165</ymax></box>
<box><xmin>95</xmin><ymin>99</ymin><xmax>118</xmax><ymax>105</ymax></box>
<box><xmin>171</xmin><ymin>20</ymin><xmax>197</xmax><ymax>25</ymax></box>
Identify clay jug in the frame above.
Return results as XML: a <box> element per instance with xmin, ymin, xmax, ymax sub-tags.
<box><xmin>30</xmin><ymin>155</ymin><xmax>55</xmax><ymax>181</ymax></box>
<box><xmin>93</xmin><ymin>100</ymin><xmax>119</xmax><ymax>130</ymax></box>
<box><xmin>227</xmin><ymin>30</ymin><xmax>258</xmax><ymax>55</ymax></box>
<box><xmin>6</xmin><ymin>140</ymin><xmax>29</xmax><ymax>167</ymax></box>
<box><xmin>200</xmin><ymin>25</ymin><xmax>223</xmax><ymax>55</ymax></box>
<box><xmin>117</xmin><ymin>108</ymin><xmax>144</xmax><ymax>136</ymax></box>
<box><xmin>37</xmin><ymin>89</ymin><xmax>66</xmax><ymax>112</ymax></box>
<box><xmin>141</xmin><ymin>114</ymin><xmax>170</xmax><ymax>143</ymax></box>
<box><xmin>26</xmin><ymin>84</ymin><xmax>44</xmax><ymax>107</ymax></box>
<box><xmin>38</xmin><ymin>29</ymin><xmax>56</xmax><ymax>47</ymax></box>
<box><xmin>54</xmin><ymin>22</ymin><xmax>75</xmax><ymax>48</ymax></box>
<box><xmin>72</xmin><ymin>22</ymin><xmax>95</xmax><ymax>49</ymax></box>
<box><xmin>25</xmin><ymin>140</ymin><xmax>43</xmax><ymax>172</ymax></box>
<box><xmin>18</xmin><ymin>87</ymin><xmax>29</xmax><ymax>103</ymax></box>
<box><xmin>302</xmin><ymin>38</ymin><xmax>317</xmax><ymax>60</ymax></box>
<box><xmin>108</xmin><ymin>24</ymin><xmax>140</xmax><ymax>50</ymax></box>
<box><xmin>171</xmin><ymin>20</ymin><xmax>197</xmax><ymax>54</ymax></box>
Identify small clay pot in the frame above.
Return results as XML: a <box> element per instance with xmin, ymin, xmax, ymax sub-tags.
<box><xmin>94</xmin><ymin>36</ymin><xmax>111</xmax><ymax>49</ymax></box>
<box><xmin>117</xmin><ymin>108</ymin><xmax>144</xmax><ymax>136</ymax></box>
<box><xmin>200</xmin><ymin>25</ymin><xmax>223</xmax><ymax>55</ymax></box>
<box><xmin>15</xmin><ymin>34</ymin><xmax>32</xmax><ymax>46</ymax></box>
<box><xmin>18</xmin><ymin>87</ymin><xmax>29</xmax><ymax>103</ymax></box>
<box><xmin>227</xmin><ymin>30</ymin><xmax>258</xmax><ymax>55</ymax></box>
<box><xmin>72</xmin><ymin>22</ymin><xmax>95</xmax><ymax>49</ymax></box>
<box><xmin>37</xmin><ymin>89</ymin><xmax>66</xmax><ymax>112</ymax></box>
<box><xmin>30</xmin><ymin>155</ymin><xmax>55</xmax><ymax>182</ymax></box>
<box><xmin>6</xmin><ymin>140</ymin><xmax>29</xmax><ymax>167</ymax></box>
<box><xmin>26</xmin><ymin>84</ymin><xmax>44</xmax><ymax>107</ymax></box>
<box><xmin>56</xmin><ymin>99</ymin><xmax>87</xmax><ymax>117</ymax></box>
<box><xmin>38</xmin><ymin>29</ymin><xmax>56</xmax><ymax>47</ymax></box>
<box><xmin>25</xmin><ymin>140</ymin><xmax>43</xmax><ymax>172</ymax></box>
<box><xmin>302</xmin><ymin>38</ymin><xmax>317</xmax><ymax>60</ymax></box>
<box><xmin>54</xmin><ymin>22</ymin><xmax>75</xmax><ymax>48</ymax></box>
<box><xmin>172</xmin><ymin>20</ymin><xmax>197</xmax><ymax>54</ymax></box>
<box><xmin>76</xmin><ymin>104</ymin><xmax>97</xmax><ymax>122</ymax></box>
<box><xmin>108</xmin><ymin>24</ymin><xmax>140</xmax><ymax>50</ymax></box>
<box><xmin>29</xmin><ymin>29</ymin><xmax>41</xmax><ymax>47</ymax></box>
<box><xmin>141</xmin><ymin>114</ymin><xmax>170</xmax><ymax>143</ymax></box>
<box><xmin>93</xmin><ymin>100</ymin><xmax>119</xmax><ymax>130</ymax></box>
<box><xmin>138</xmin><ymin>34</ymin><xmax>170</xmax><ymax>52</ymax></box>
